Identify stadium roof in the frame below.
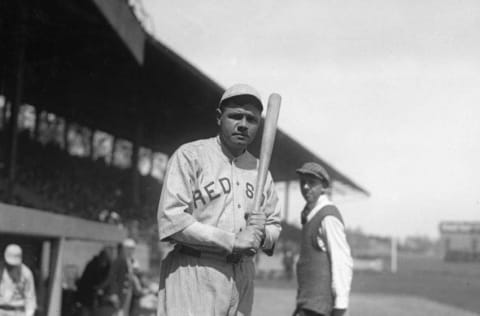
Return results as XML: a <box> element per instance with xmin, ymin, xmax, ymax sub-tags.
<box><xmin>1</xmin><ymin>0</ymin><xmax>368</xmax><ymax>196</ymax></box>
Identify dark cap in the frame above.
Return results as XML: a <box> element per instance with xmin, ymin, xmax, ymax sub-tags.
<box><xmin>296</xmin><ymin>162</ymin><xmax>330</xmax><ymax>184</ymax></box>
<box><xmin>219</xmin><ymin>83</ymin><xmax>263</xmax><ymax>111</ymax></box>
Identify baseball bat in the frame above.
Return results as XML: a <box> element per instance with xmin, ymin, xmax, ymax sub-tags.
<box><xmin>252</xmin><ymin>93</ymin><xmax>282</xmax><ymax>213</ymax></box>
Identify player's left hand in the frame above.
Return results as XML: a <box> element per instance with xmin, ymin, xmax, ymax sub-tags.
<box><xmin>247</xmin><ymin>211</ymin><xmax>266</xmax><ymax>232</ymax></box>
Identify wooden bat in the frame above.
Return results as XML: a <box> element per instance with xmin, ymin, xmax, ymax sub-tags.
<box><xmin>252</xmin><ymin>93</ymin><xmax>282</xmax><ymax>212</ymax></box>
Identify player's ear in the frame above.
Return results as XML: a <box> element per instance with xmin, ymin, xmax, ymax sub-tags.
<box><xmin>216</xmin><ymin>108</ymin><xmax>222</xmax><ymax>126</ymax></box>
<box><xmin>320</xmin><ymin>181</ymin><xmax>331</xmax><ymax>195</ymax></box>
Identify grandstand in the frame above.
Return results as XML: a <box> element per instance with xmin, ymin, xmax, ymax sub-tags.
<box><xmin>1</xmin><ymin>1</ymin><xmax>368</xmax><ymax>315</ymax></box>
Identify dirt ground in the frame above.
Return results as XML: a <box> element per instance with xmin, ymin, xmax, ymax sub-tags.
<box><xmin>252</xmin><ymin>288</ymin><xmax>479</xmax><ymax>316</ymax></box>
<box><xmin>254</xmin><ymin>253</ymin><xmax>480</xmax><ymax>315</ymax></box>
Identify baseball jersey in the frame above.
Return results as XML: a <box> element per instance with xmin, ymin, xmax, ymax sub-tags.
<box><xmin>157</xmin><ymin>136</ymin><xmax>282</xmax><ymax>253</ymax></box>
<box><xmin>0</xmin><ymin>264</ymin><xmax>37</xmax><ymax>316</ymax></box>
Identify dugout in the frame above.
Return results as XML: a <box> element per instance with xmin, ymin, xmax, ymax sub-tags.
<box><xmin>0</xmin><ymin>202</ymin><xmax>127</xmax><ymax>316</ymax></box>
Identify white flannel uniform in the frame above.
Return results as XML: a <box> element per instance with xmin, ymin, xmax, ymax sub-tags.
<box><xmin>157</xmin><ymin>136</ymin><xmax>282</xmax><ymax>316</ymax></box>
<box><xmin>0</xmin><ymin>265</ymin><xmax>36</xmax><ymax>316</ymax></box>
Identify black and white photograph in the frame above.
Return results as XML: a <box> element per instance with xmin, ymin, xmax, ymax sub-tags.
<box><xmin>1</xmin><ymin>1</ymin><xmax>479</xmax><ymax>315</ymax></box>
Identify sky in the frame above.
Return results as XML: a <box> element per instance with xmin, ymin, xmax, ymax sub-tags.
<box><xmin>141</xmin><ymin>0</ymin><xmax>480</xmax><ymax>239</ymax></box>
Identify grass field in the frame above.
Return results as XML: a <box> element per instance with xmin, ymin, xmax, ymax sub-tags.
<box><xmin>253</xmin><ymin>253</ymin><xmax>480</xmax><ymax>316</ymax></box>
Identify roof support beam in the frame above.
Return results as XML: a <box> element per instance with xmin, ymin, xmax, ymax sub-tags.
<box><xmin>4</xmin><ymin>0</ymin><xmax>27</xmax><ymax>202</ymax></box>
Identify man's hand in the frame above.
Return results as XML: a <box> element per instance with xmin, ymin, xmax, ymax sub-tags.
<box><xmin>242</xmin><ymin>211</ymin><xmax>267</xmax><ymax>256</ymax></box>
<box><xmin>233</xmin><ymin>226</ymin><xmax>263</xmax><ymax>253</ymax></box>
<box><xmin>331</xmin><ymin>308</ymin><xmax>347</xmax><ymax>316</ymax></box>
<box><xmin>247</xmin><ymin>211</ymin><xmax>266</xmax><ymax>233</ymax></box>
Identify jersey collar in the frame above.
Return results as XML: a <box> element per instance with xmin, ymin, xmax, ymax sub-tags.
<box><xmin>305</xmin><ymin>194</ymin><xmax>333</xmax><ymax>223</ymax></box>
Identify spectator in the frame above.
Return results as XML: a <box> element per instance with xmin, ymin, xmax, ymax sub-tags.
<box><xmin>293</xmin><ymin>163</ymin><xmax>353</xmax><ymax>316</ymax></box>
<box><xmin>103</xmin><ymin>239</ymin><xmax>137</xmax><ymax>316</ymax></box>
<box><xmin>76</xmin><ymin>247</ymin><xmax>113</xmax><ymax>316</ymax></box>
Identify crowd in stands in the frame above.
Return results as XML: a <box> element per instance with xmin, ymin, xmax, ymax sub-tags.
<box><xmin>0</xmin><ymin>131</ymin><xmax>162</xmax><ymax>228</ymax></box>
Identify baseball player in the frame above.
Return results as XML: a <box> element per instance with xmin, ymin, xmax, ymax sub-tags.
<box><xmin>294</xmin><ymin>162</ymin><xmax>353</xmax><ymax>316</ymax></box>
<box><xmin>157</xmin><ymin>83</ymin><xmax>282</xmax><ymax>316</ymax></box>
<box><xmin>0</xmin><ymin>244</ymin><xmax>37</xmax><ymax>316</ymax></box>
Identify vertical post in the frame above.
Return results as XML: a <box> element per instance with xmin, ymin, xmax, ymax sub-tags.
<box><xmin>148</xmin><ymin>151</ymin><xmax>154</xmax><ymax>176</ymax></box>
<box><xmin>284</xmin><ymin>181</ymin><xmax>290</xmax><ymax>223</ymax></box>
<box><xmin>1</xmin><ymin>100</ymin><xmax>8</xmax><ymax>129</ymax></box>
<box><xmin>63</xmin><ymin>119</ymin><xmax>69</xmax><ymax>152</ymax></box>
<box><xmin>0</xmin><ymin>63</ymin><xmax>6</xmax><ymax>129</ymax></box>
<box><xmin>129</xmin><ymin>73</ymin><xmax>143</xmax><ymax>210</ymax></box>
<box><xmin>89</xmin><ymin>128</ymin><xmax>95</xmax><ymax>159</ymax></box>
<box><xmin>110</xmin><ymin>136</ymin><xmax>117</xmax><ymax>165</ymax></box>
<box><xmin>33</xmin><ymin>107</ymin><xmax>41</xmax><ymax>141</ymax></box>
<box><xmin>47</xmin><ymin>237</ymin><xmax>65</xmax><ymax>316</ymax></box>
<box><xmin>131</xmin><ymin>120</ymin><xmax>142</xmax><ymax>208</ymax></box>
<box><xmin>5</xmin><ymin>0</ymin><xmax>27</xmax><ymax>202</ymax></box>
<box><xmin>390</xmin><ymin>236</ymin><xmax>398</xmax><ymax>273</ymax></box>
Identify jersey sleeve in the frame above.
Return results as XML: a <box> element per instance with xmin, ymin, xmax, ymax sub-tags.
<box><xmin>171</xmin><ymin>222</ymin><xmax>236</xmax><ymax>253</ymax></box>
<box><xmin>261</xmin><ymin>172</ymin><xmax>282</xmax><ymax>255</ymax></box>
<box><xmin>157</xmin><ymin>146</ymin><xmax>197</xmax><ymax>241</ymax></box>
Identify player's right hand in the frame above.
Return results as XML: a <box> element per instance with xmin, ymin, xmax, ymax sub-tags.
<box><xmin>233</xmin><ymin>226</ymin><xmax>263</xmax><ymax>252</ymax></box>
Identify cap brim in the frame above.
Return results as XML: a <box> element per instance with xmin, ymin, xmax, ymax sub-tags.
<box><xmin>296</xmin><ymin>168</ymin><xmax>328</xmax><ymax>181</ymax></box>
<box><xmin>219</xmin><ymin>95</ymin><xmax>263</xmax><ymax>111</ymax></box>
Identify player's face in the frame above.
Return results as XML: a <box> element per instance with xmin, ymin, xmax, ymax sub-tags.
<box><xmin>299</xmin><ymin>174</ymin><xmax>325</xmax><ymax>204</ymax></box>
<box><xmin>217</xmin><ymin>102</ymin><xmax>261</xmax><ymax>156</ymax></box>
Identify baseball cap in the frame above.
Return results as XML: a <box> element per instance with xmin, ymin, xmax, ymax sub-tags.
<box><xmin>4</xmin><ymin>244</ymin><xmax>22</xmax><ymax>266</ymax></box>
<box><xmin>122</xmin><ymin>238</ymin><xmax>136</xmax><ymax>248</ymax></box>
<box><xmin>296</xmin><ymin>162</ymin><xmax>331</xmax><ymax>184</ymax></box>
<box><xmin>219</xmin><ymin>83</ymin><xmax>263</xmax><ymax>111</ymax></box>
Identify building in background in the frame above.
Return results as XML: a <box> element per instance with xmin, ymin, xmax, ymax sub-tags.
<box><xmin>439</xmin><ymin>221</ymin><xmax>480</xmax><ymax>262</ymax></box>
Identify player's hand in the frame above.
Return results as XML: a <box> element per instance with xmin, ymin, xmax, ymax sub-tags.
<box><xmin>247</xmin><ymin>211</ymin><xmax>266</xmax><ymax>232</ymax></box>
<box><xmin>233</xmin><ymin>226</ymin><xmax>263</xmax><ymax>252</ymax></box>
<box><xmin>331</xmin><ymin>308</ymin><xmax>347</xmax><ymax>316</ymax></box>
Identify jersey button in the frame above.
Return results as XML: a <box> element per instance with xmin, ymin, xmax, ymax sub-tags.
<box><xmin>237</xmin><ymin>204</ymin><xmax>241</xmax><ymax>208</ymax></box>
<box><xmin>236</xmin><ymin>181</ymin><xmax>240</xmax><ymax>186</ymax></box>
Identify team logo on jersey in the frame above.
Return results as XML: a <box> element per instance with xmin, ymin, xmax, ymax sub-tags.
<box><xmin>191</xmin><ymin>178</ymin><xmax>260</xmax><ymax>209</ymax></box>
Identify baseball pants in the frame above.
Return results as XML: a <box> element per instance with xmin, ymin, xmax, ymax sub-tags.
<box><xmin>157</xmin><ymin>248</ymin><xmax>255</xmax><ymax>316</ymax></box>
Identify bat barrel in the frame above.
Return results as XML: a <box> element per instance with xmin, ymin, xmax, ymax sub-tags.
<box><xmin>252</xmin><ymin>93</ymin><xmax>281</xmax><ymax>212</ymax></box>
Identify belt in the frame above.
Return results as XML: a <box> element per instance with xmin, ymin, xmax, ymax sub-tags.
<box><xmin>178</xmin><ymin>245</ymin><xmax>244</xmax><ymax>264</ymax></box>
<box><xmin>0</xmin><ymin>305</ymin><xmax>25</xmax><ymax>311</ymax></box>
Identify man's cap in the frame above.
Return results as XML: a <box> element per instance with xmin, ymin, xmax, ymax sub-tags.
<box><xmin>219</xmin><ymin>83</ymin><xmax>263</xmax><ymax>111</ymax></box>
<box><xmin>296</xmin><ymin>162</ymin><xmax>331</xmax><ymax>184</ymax></box>
<box><xmin>4</xmin><ymin>244</ymin><xmax>22</xmax><ymax>266</ymax></box>
<box><xmin>122</xmin><ymin>238</ymin><xmax>136</xmax><ymax>248</ymax></box>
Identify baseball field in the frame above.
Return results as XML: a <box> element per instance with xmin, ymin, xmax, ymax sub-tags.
<box><xmin>252</xmin><ymin>253</ymin><xmax>480</xmax><ymax>316</ymax></box>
